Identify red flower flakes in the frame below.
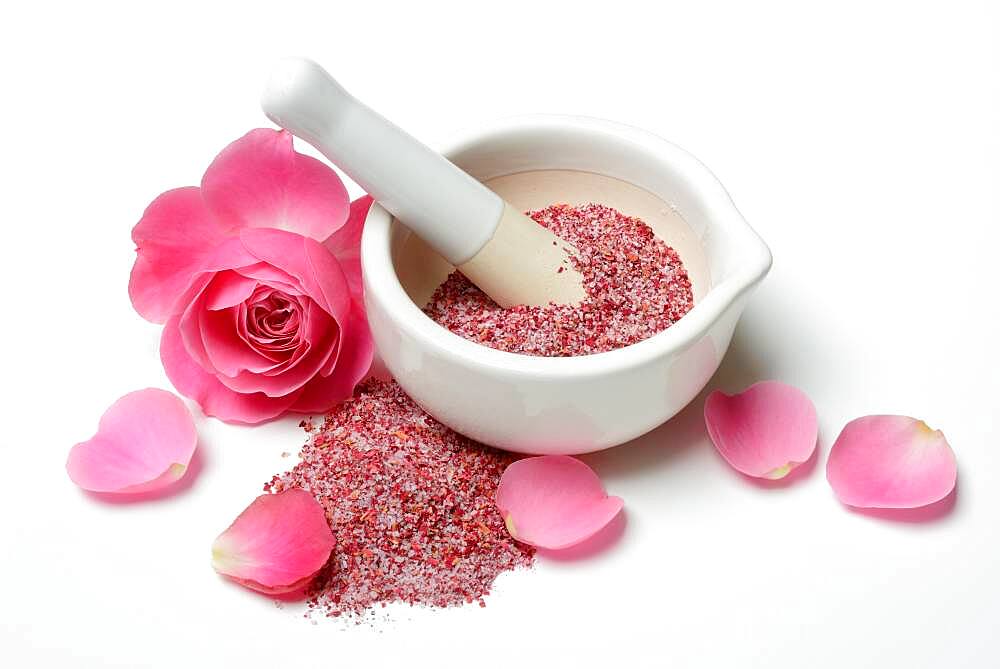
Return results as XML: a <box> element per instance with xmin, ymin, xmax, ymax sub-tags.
<box><xmin>424</xmin><ymin>203</ymin><xmax>695</xmax><ymax>356</ymax></box>
<box><xmin>266</xmin><ymin>379</ymin><xmax>534</xmax><ymax>619</ymax></box>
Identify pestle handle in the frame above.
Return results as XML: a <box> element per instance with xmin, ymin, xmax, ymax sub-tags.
<box><xmin>261</xmin><ymin>58</ymin><xmax>585</xmax><ymax>308</ymax></box>
<box><xmin>261</xmin><ymin>58</ymin><xmax>502</xmax><ymax>266</ymax></box>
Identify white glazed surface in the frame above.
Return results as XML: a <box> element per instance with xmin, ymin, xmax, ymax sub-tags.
<box><xmin>262</xmin><ymin>58</ymin><xmax>502</xmax><ymax>265</ymax></box>
<box><xmin>361</xmin><ymin>116</ymin><xmax>772</xmax><ymax>454</ymax></box>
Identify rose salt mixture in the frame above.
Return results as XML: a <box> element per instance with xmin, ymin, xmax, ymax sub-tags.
<box><xmin>265</xmin><ymin>202</ymin><xmax>693</xmax><ymax>621</ymax></box>
<box><xmin>424</xmin><ymin>203</ymin><xmax>695</xmax><ymax>356</ymax></box>
<box><xmin>266</xmin><ymin>379</ymin><xmax>534</xmax><ymax>619</ymax></box>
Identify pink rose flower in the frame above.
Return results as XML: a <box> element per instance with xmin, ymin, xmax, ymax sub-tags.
<box><xmin>129</xmin><ymin>128</ymin><xmax>374</xmax><ymax>424</ymax></box>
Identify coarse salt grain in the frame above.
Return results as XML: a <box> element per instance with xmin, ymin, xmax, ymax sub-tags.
<box><xmin>424</xmin><ymin>203</ymin><xmax>694</xmax><ymax>356</ymax></box>
<box><xmin>266</xmin><ymin>379</ymin><xmax>534</xmax><ymax>620</ymax></box>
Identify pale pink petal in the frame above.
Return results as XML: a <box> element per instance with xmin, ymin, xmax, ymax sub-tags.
<box><xmin>323</xmin><ymin>195</ymin><xmax>371</xmax><ymax>302</ymax></box>
<box><xmin>160</xmin><ymin>316</ymin><xmax>300</xmax><ymax>425</ymax></box>
<box><xmin>211</xmin><ymin>489</ymin><xmax>334</xmax><ymax>594</ymax></box>
<box><xmin>66</xmin><ymin>388</ymin><xmax>197</xmax><ymax>494</ymax></box>
<box><xmin>827</xmin><ymin>415</ymin><xmax>957</xmax><ymax>508</ymax></box>
<box><xmin>201</xmin><ymin>128</ymin><xmax>349</xmax><ymax>242</ymax></box>
<box><xmin>704</xmin><ymin>381</ymin><xmax>818</xmax><ymax>479</ymax></box>
<box><xmin>289</xmin><ymin>301</ymin><xmax>374</xmax><ymax>413</ymax></box>
<box><xmin>129</xmin><ymin>188</ymin><xmax>235</xmax><ymax>323</ymax></box>
<box><xmin>495</xmin><ymin>456</ymin><xmax>623</xmax><ymax>550</ymax></box>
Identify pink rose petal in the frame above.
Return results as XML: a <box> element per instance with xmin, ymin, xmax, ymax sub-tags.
<box><xmin>199</xmin><ymin>283</ymin><xmax>305</xmax><ymax>375</ymax></box>
<box><xmin>233</xmin><ymin>262</ymin><xmax>304</xmax><ymax>294</ymax></box>
<box><xmin>201</xmin><ymin>128</ymin><xmax>349</xmax><ymax>242</ymax></box>
<box><xmin>198</xmin><ymin>304</ymin><xmax>283</xmax><ymax>377</ymax></box>
<box><xmin>213</xmin><ymin>302</ymin><xmax>337</xmax><ymax>397</ymax></box>
<box><xmin>172</xmin><ymin>238</ymin><xmax>270</xmax><ymax>372</ymax></box>
<box><xmin>161</xmin><ymin>316</ymin><xmax>301</xmax><ymax>424</ymax></box>
<box><xmin>288</xmin><ymin>301</ymin><xmax>374</xmax><ymax>413</ymax></box>
<box><xmin>827</xmin><ymin>415</ymin><xmax>957</xmax><ymax>509</ymax></box>
<box><xmin>704</xmin><ymin>381</ymin><xmax>818</xmax><ymax>479</ymax></box>
<box><xmin>238</xmin><ymin>227</ymin><xmax>351</xmax><ymax>322</ymax></box>
<box><xmin>202</xmin><ymin>271</ymin><xmax>259</xmax><ymax>310</ymax></box>
<box><xmin>129</xmin><ymin>188</ymin><xmax>235</xmax><ymax>324</ymax></box>
<box><xmin>66</xmin><ymin>389</ymin><xmax>197</xmax><ymax>494</ymax></box>
<box><xmin>211</xmin><ymin>489</ymin><xmax>335</xmax><ymax>594</ymax></box>
<box><xmin>495</xmin><ymin>456</ymin><xmax>623</xmax><ymax>550</ymax></box>
<box><xmin>323</xmin><ymin>195</ymin><xmax>372</xmax><ymax>303</ymax></box>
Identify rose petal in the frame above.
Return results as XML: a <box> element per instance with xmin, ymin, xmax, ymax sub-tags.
<box><xmin>196</xmin><ymin>282</ymin><xmax>309</xmax><ymax>379</ymax></box>
<box><xmin>202</xmin><ymin>271</ymin><xmax>259</xmax><ymax>311</ymax></box>
<box><xmin>238</xmin><ymin>227</ymin><xmax>351</xmax><ymax>321</ymax></box>
<box><xmin>176</xmin><ymin>281</ymin><xmax>217</xmax><ymax>373</ymax></box>
<box><xmin>826</xmin><ymin>415</ymin><xmax>957</xmax><ymax>509</ymax></box>
<box><xmin>233</xmin><ymin>290</ymin><xmax>302</xmax><ymax>365</ymax></box>
<box><xmin>495</xmin><ymin>456</ymin><xmax>623</xmax><ymax>550</ymax></box>
<box><xmin>704</xmin><ymin>381</ymin><xmax>818</xmax><ymax>479</ymax></box>
<box><xmin>234</xmin><ymin>263</ymin><xmax>303</xmax><ymax>295</ymax></box>
<box><xmin>161</xmin><ymin>316</ymin><xmax>301</xmax><ymax>424</ymax></box>
<box><xmin>211</xmin><ymin>489</ymin><xmax>335</xmax><ymax>595</ymax></box>
<box><xmin>288</xmin><ymin>301</ymin><xmax>374</xmax><ymax>413</ymax></box>
<box><xmin>214</xmin><ymin>302</ymin><xmax>338</xmax><ymax>397</ymax></box>
<box><xmin>201</xmin><ymin>128</ymin><xmax>349</xmax><ymax>242</ymax></box>
<box><xmin>199</xmin><ymin>305</ymin><xmax>284</xmax><ymax>377</ymax></box>
<box><xmin>128</xmin><ymin>188</ymin><xmax>235</xmax><ymax>323</ymax></box>
<box><xmin>175</xmin><ymin>241</ymin><xmax>285</xmax><ymax>374</ymax></box>
<box><xmin>194</xmin><ymin>276</ymin><xmax>292</xmax><ymax>377</ymax></box>
<box><xmin>66</xmin><ymin>388</ymin><xmax>197</xmax><ymax>494</ymax></box>
<box><xmin>323</xmin><ymin>195</ymin><xmax>372</xmax><ymax>303</ymax></box>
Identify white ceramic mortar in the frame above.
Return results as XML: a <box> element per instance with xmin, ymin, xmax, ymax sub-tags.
<box><xmin>361</xmin><ymin>115</ymin><xmax>771</xmax><ymax>454</ymax></box>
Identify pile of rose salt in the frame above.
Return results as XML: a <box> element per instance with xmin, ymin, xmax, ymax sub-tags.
<box><xmin>266</xmin><ymin>379</ymin><xmax>534</xmax><ymax>619</ymax></box>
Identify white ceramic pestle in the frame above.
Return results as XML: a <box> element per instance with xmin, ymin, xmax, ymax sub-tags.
<box><xmin>260</xmin><ymin>58</ymin><xmax>585</xmax><ymax>307</ymax></box>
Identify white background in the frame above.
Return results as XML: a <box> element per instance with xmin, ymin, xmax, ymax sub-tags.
<box><xmin>2</xmin><ymin>1</ymin><xmax>998</xmax><ymax>667</ymax></box>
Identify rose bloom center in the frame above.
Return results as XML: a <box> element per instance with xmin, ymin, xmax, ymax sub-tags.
<box><xmin>244</xmin><ymin>288</ymin><xmax>303</xmax><ymax>358</ymax></box>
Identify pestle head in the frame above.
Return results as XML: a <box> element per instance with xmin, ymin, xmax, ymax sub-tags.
<box><xmin>458</xmin><ymin>204</ymin><xmax>586</xmax><ymax>308</ymax></box>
